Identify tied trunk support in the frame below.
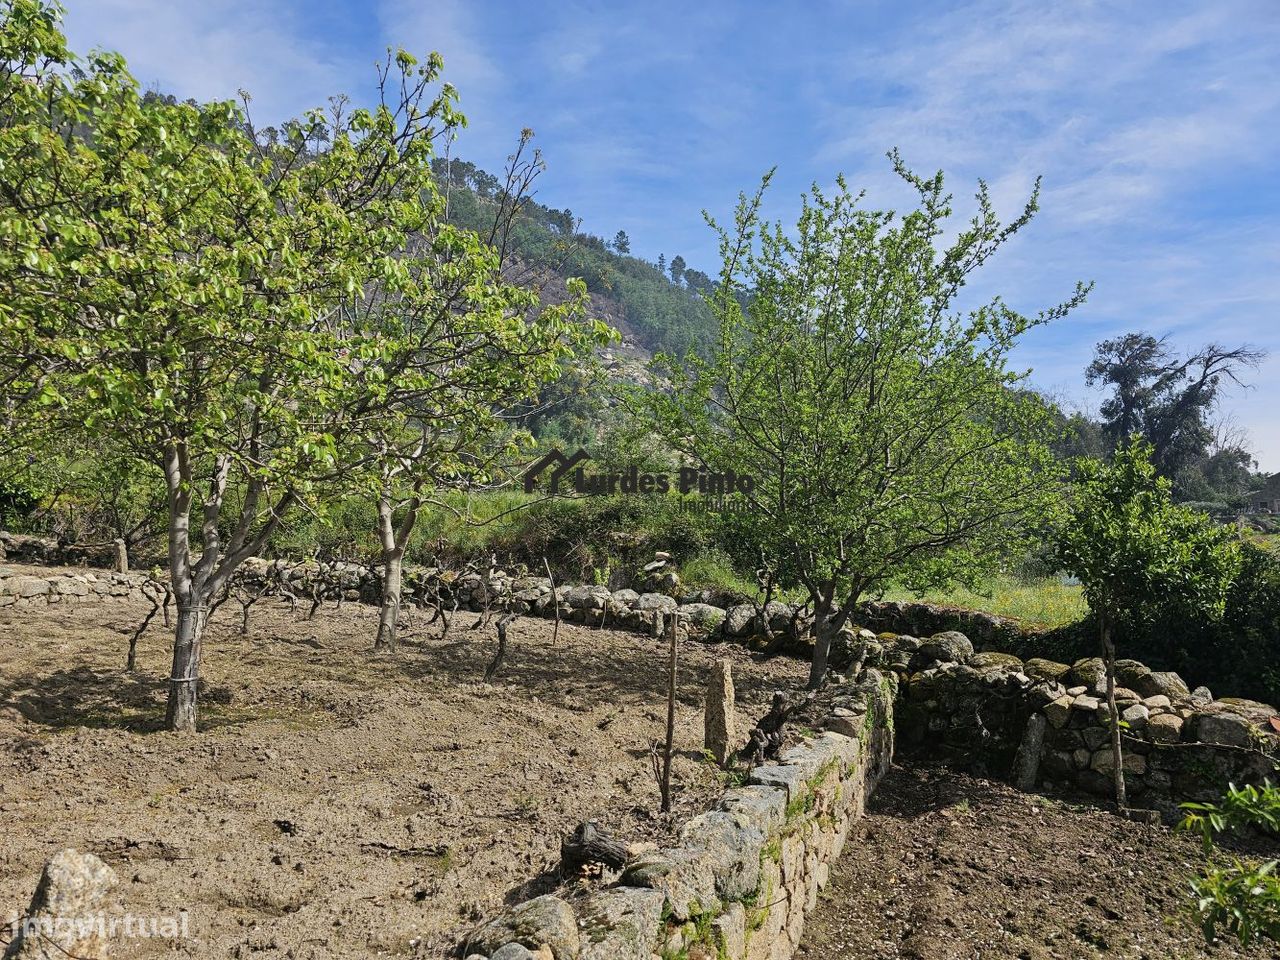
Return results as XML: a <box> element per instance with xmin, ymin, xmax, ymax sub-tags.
<box><xmin>166</xmin><ymin>602</ymin><xmax>209</xmax><ymax>733</ymax></box>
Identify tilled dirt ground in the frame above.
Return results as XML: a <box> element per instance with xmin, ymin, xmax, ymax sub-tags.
<box><xmin>0</xmin><ymin>579</ymin><xmax>806</xmax><ymax>958</ymax></box>
<box><xmin>798</xmin><ymin>763</ymin><xmax>1278</xmax><ymax>960</ymax></box>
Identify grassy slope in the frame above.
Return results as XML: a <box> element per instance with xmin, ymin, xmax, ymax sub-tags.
<box><xmin>881</xmin><ymin>576</ymin><xmax>1086</xmax><ymax>630</ymax></box>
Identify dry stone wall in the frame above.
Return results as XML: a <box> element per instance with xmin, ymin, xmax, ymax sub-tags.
<box><xmin>882</xmin><ymin>631</ymin><xmax>1280</xmax><ymax>809</ymax></box>
<box><xmin>0</xmin><ymin>532</ymin><xmax>814</xmax><ymax>643</ymax></box>
<box><xmin>0</xmin><ymin>566</ymin><xmax>153</xmax><ymax>608</ymax></box>
<box><xmin>461</xmin><ymin>670</ymin><xmax>895</xmax><ymax>960</ymax></box>
<box><xmin>857</xmin><ymin>598</ymin><xmax>1030</xmax><ymax>649</ymax></box>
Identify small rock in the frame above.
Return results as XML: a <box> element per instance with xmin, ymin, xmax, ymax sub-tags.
<box><xmin>722</xmin><ymin>604</ymin><xmax>757</xmax><ymax>638</ymax></box>
<box><xmin>919</xmin><ymin>631</ymin><xmax>973</xmax><ymax>664</ymax></box>
<box><xmin>1120</xmin><ymin>704</ymin><xmax>1150</xmax><ymax>731</ymax></box>
<box><xmin>464</xmin><ymin>895</ymin><xmax>579</xmax><ymax>960</ymax></box>
<box><xmin>1068</xmin><ymin>658</ymin><xmax>1107</xmax><ymax>694</ymax></box>
<box><xmin>1024</xmin><ymin>658</ymin><xmax>1071</xmax><ymax>682</ymax></box>
<box><xmin>1218</xmin><ymin>697</ymin><xmax>1279</xmax><ymax>714</ymax></box>
<box><xmin>1190</xmin><ymin>712</ymin><xmax>1254</xmax><ymax>748</ymax></box>
<box><xmin>4</xmin><ymin>849</ymin><xmax>117</xmax><ymax>960</ymax></box>
<box><xmin>1114</xmin><ymin>659</ymin><xmax>1152</xmax><ymax>689</ymax></box>
<box><xmin>1147</xmin><ymin>713</ymin><xmax>1184</xmax><ymax>743</ymax></box>
<box><xmin>968</xmin><ymin>651</ymin><xmax>1024</xmax><ymax>672</ymax></box>
<box><xmin>676</xmin><ymin>602</ymin><xmax>725</xmax><ymax>631</ymax></box>
<box><xmin>1091</xmin><ymin>748</ymin><xmax>1146</xmax><ymax>775</ymax></box>
<box><xmin>1043</xmin><ymin>696</ymin><xmax>1073</xmax><ymax>729</ymax></box>
<box><xmin>1135</xmin><ymin>671</ymin><xmax>1190</xmax><ymax>700</ymax></box>
<box><xmin>576</xmin><ymin>887</ymin><xmax>665</xmax><ymax>960</ymax></box>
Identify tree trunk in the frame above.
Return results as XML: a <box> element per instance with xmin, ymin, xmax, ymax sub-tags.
<box><xmin>374</xmin><ymin>489</ymin><xmax>421</xmax><ymax>653</ymax></box>
<box><xmin>165</xmin><ymin>602</ymin><xmax>207</xmax><ymax>733</ymax></box>
<box><xmin>807</xmin><ymin>597</ymin><xmax>837</xmax><ymax>690</ymax></box>
<box><xmin>375</xmin><ymin>552</ymin><xmax>404</xmax><ymax>653</ymax></box>
<box><xmin>560</xmin><ymin>822</ymin><xmax>629</xmax><ymax>874</ymax></box>
<box><xmin>374</xmin><ymin>493</ymin><xmax>402</xmax><ymax>653</ymax></box>
<box><xmin>1101</xmin><ymin>614</ymin><xmax>1126</xmax><ymax>809</ymax></box>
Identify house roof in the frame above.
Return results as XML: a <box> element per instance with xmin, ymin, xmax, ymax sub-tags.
<box><xmin>1255</xmin><ymin>473</ymin><xmax>1280</xmax><ymax>499</ymax></box>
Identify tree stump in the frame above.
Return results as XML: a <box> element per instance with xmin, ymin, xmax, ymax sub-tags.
<box><xmin>560</xmin><ymin>821</ymin><xmax>628</xmax><ymax>874</ymax></box>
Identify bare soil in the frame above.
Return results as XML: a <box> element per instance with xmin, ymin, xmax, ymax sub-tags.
<box><xmin>798</xmin><ymin>763</ymin><xmax>1279</xmax><ymax>960</ymax></box>
<box><xmin>0</xmin><ymin>574</ymin><xmax>806</xmax><ymax>958</ymax></box>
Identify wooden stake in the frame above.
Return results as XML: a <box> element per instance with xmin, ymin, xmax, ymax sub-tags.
<box><xmin>543</xmin><ymin>556</ymin><xmax>561</xmax><ymax>645</ymax></box>
<box><xmin>660</xmin><ymin>612</ymin><xmax>678</xmax><ymax>813</ymax></box>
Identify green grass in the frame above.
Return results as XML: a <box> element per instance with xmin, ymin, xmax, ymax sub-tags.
<box><xmin>881</xmin><ymin>574</ymin><xmax>1087</xmax><ymax>630</ymax></box>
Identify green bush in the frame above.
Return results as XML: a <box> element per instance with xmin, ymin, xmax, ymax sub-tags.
<box><xmin>0</xmin><ymin>480</ymin><xmax>38</xmax><ymax>529</ymax></box>
<box><xmin>1189</xmin><ymin>859</ymin><xmax>1280</xmax><ymax>946</ymax></box>
<box><xmin>1180</xmin><ymin>782</ymin><xmax>1280</xmax><ymax>851</ymax></box>
<box><xmin>1122</xmin><ymin>541</ymin><xmax>1280</xmax><ymax>705</ymax></box>
<box><xmin>681</xmin><ymin>547</ymin><xmax>760</xmax><ymax>599</ymax></box>
<box><xmin>1180</xmin><ymin>783</ymin><xmax>1280</xmax><ymax>946</ymax></box>
<box><xmin>504</xmin><ymin>495</ymin><xmax>720</xmax><ymax>583</ymax></box>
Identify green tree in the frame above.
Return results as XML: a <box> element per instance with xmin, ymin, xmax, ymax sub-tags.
<box><xmin>358</xmin><ymin>136</ymin><xmax>605</xmax><ymax>652</ymax></box>
<box><xmin>669</xmin><ymin>254</ymin><xmax>686</xmax><ymax>285</ymax></box>
<box><xmin>1056</xmin><ymin>437</ymin><xmax>1240</xmax><ymax>807</ymax></box>
<box><xmin>1086</xmin><ymin>333</ymin><xmax>1263</xmax><ymax>498</ymax></box>
<box><xmin>0</xmin><ymin>0</ymin><xmax>573</xmax><ymax>729</ymax></box>
<box><xmin>611</xmin><ymin>230</ymin><xmax>631</xmax><ymax>254</ymax></box>
<box><xmin>647</xmin><ymin>157</ymin><xmax>1088</xmax><ymax>688</ymax></box>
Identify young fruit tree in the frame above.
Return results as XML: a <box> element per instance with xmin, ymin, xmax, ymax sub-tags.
<box><xmin>356</xmin><ymin>136</ymin><xmax>605</xmax><ymax>653</ymax></box>
<box><xmin>647</xmin><ymin>156</ymin><xmax>1090</xmax><ymax>688</ymax></box>
<box><xmin>0</xmin><ymin>0</ymin><xmax>587</xmax><ymax>729</ymax></box>
<box><xmin>1056</xmin><ymin>437</ymin><xmax>1240</xmax><ymax>808</ymax></box>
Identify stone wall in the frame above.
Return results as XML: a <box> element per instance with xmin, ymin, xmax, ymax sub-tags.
<box><xmin>232</xmin><ymin>557</ymin><xmax>805</xmax><ymax>646</ymax></box>
<box><xmin>0</xmin><ymin>531</ymin><xmax>151</xmax><ymax>569</ymax></box>
<box><xmin>0</xmin><ymin>534</ymin><xmax>812</xmax><ymax>646</ymax></box>
<box><xmin>460</xmin><ymin>670</ymin><xmax>895</xmax><ymax>960</ymax></box>
<box><xmin>882</xmin><ymin>630</ymin><xmax>1280</xmax><ymax>810</ymax></box>
<box><xmin>857</xmin><ymin>598</ymin><xmax>1032</xmax><ymax>649</ymax></box>
<box><xmin>0</xmin><ymin>566</ymin><xmax>153</xmax><ymax>608</ymax></box>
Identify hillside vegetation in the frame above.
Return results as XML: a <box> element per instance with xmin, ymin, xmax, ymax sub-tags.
<box><xmin>433</xmin><ymin>156</ymin><xmax>718</xmax><ymax>358</ymax></box>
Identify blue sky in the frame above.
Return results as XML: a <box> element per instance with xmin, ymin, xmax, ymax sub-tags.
<box><xmin>63</xmin><ymin>0</ymin><xmax>1280</xmax><ymax>468</ymax></box>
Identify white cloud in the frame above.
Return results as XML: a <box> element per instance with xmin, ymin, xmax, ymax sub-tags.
<box><xmin>61</xmin><ymin>0</ymin><xmax>357</xmax><ymax>124</ymax></box>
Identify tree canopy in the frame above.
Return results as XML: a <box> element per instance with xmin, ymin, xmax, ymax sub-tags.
<box><xmin>1055</xmin><ymin>436</ymin><xmax>1241</xmax><ymax>805</ymax></box>
<box><xmin>1086</xmin><ymin>333</ymin><xmax>1264</xmax><ymax>501</ymax></box>
<box><xmin>647</xmin><ymin>156</ymin><xmax>1089</xmax><ymax>687</ymax></box>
